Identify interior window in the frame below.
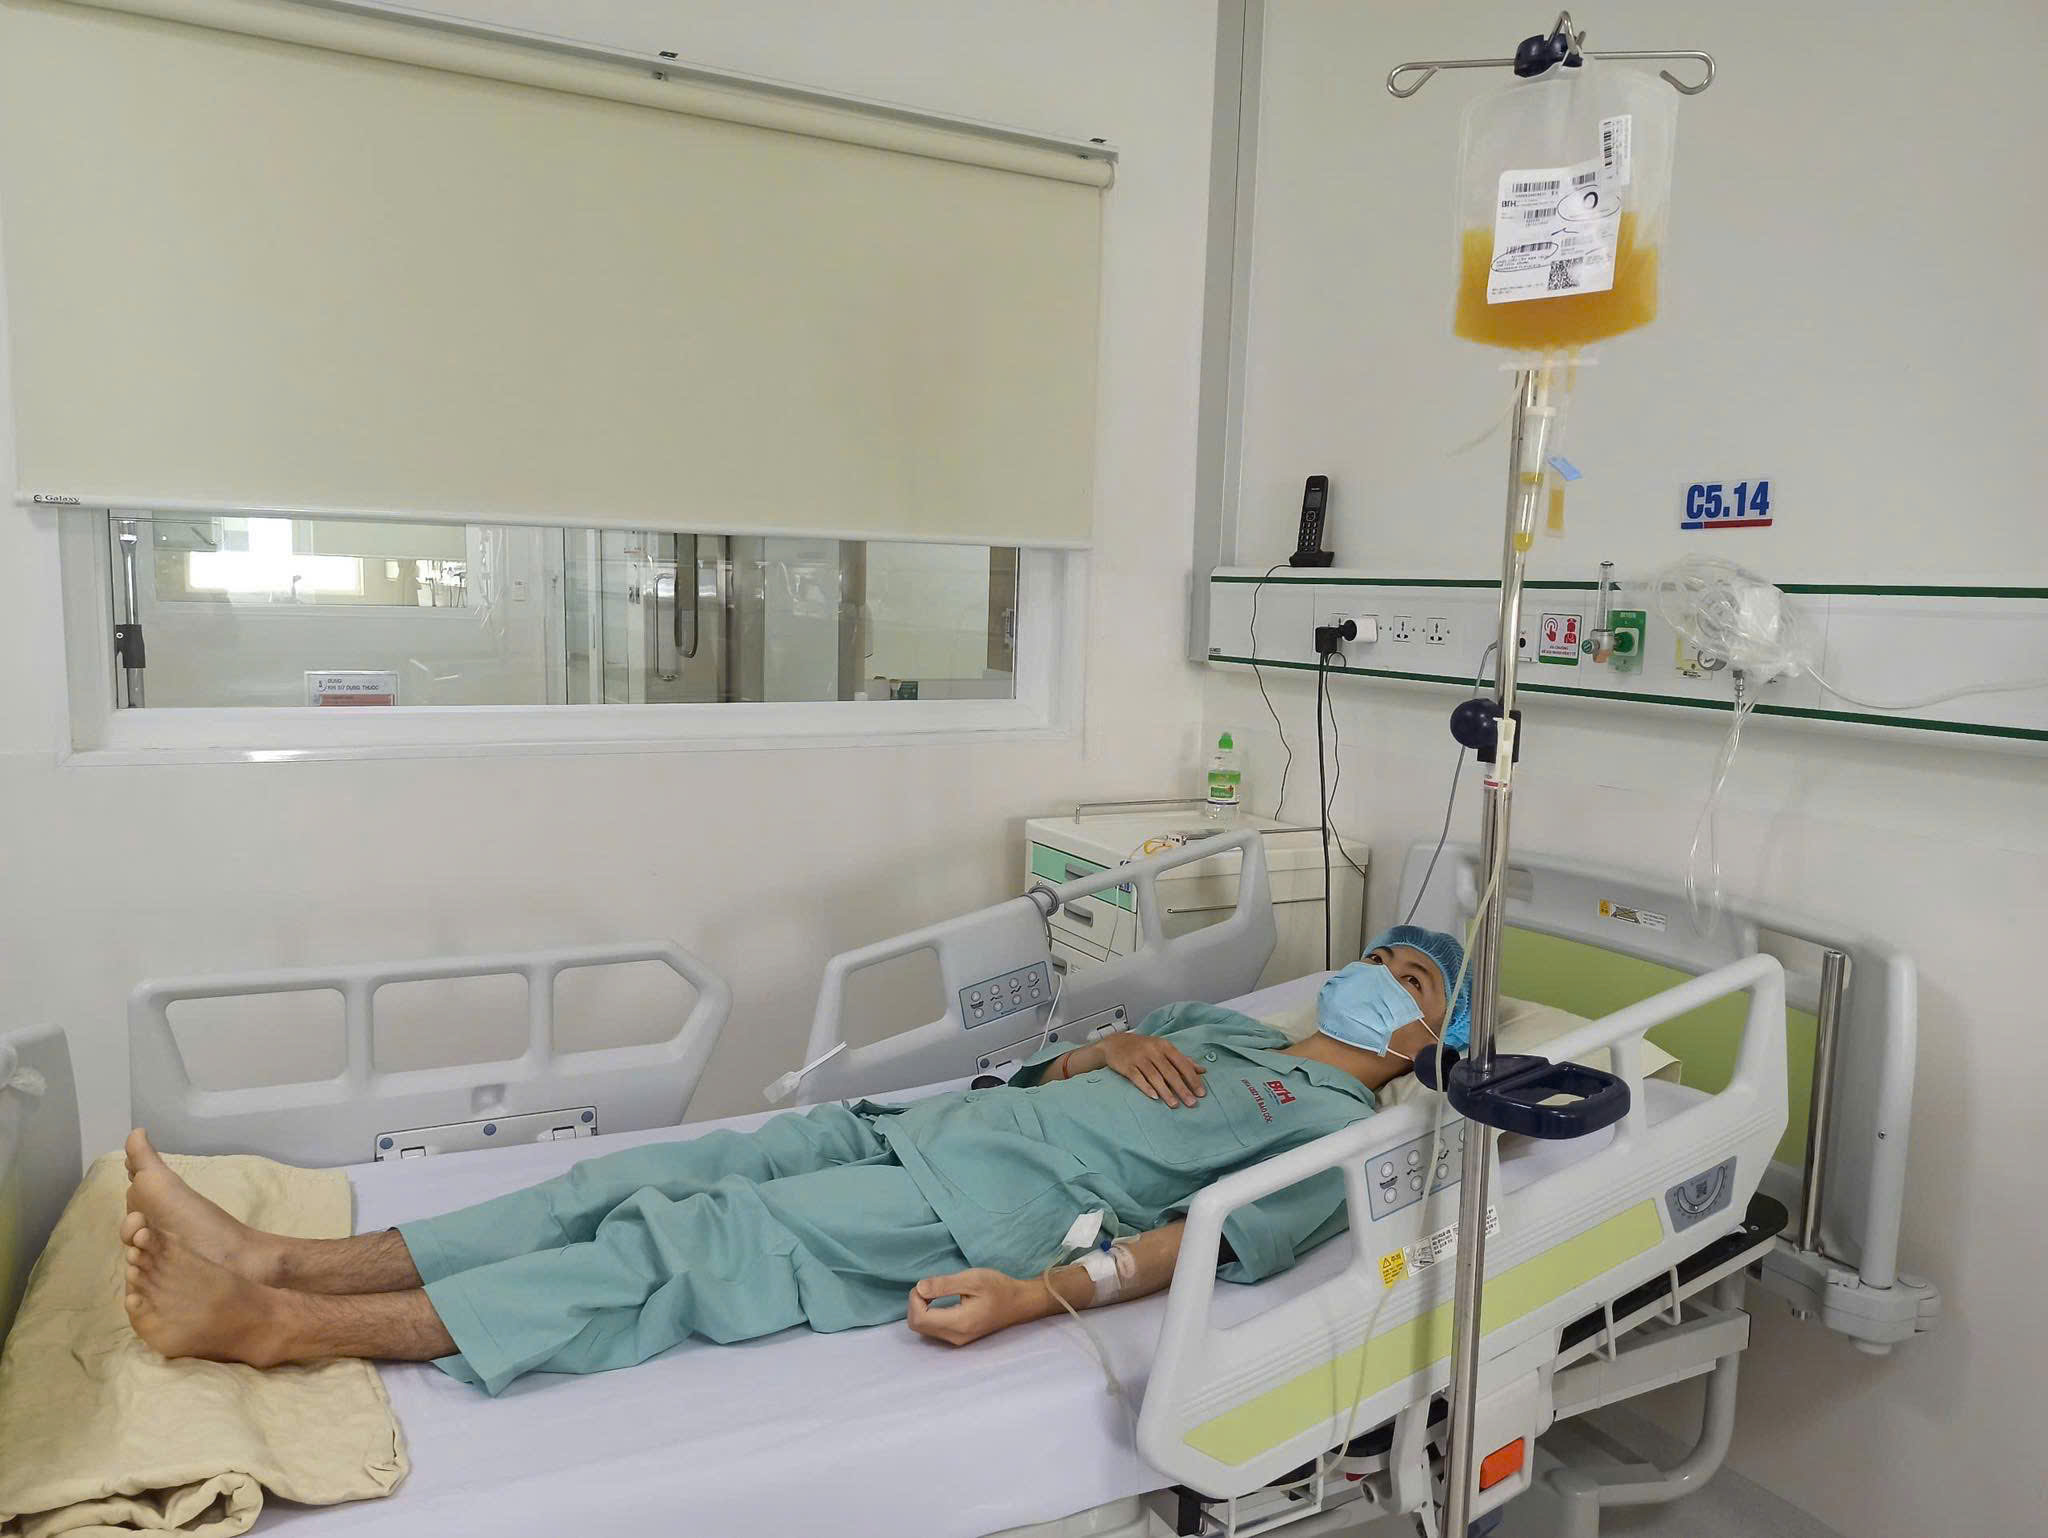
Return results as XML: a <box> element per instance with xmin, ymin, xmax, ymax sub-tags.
<box><xmin>103</xmin><ymin>513</ymin><xmax>1018</xmax><ymax>711</ymax></box>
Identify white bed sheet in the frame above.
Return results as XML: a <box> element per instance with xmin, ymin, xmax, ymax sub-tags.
<box><xmin>253</xmin><ymin>976</ymin><xmax>1701</xmax><ymax>1538</ymax></box>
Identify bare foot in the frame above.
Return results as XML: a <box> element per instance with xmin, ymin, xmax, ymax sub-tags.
<box><xmin>124</xmin><ymin>1130</ymin><xmax>285</xmax><ymax>1287</ymax></box>
<box><xmin>124</xmin><ymin>1225</ymin><xmax>289</xmax><ymax>1368</ymax></box>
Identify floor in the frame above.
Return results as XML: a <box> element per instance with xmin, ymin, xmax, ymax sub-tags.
<box><xmin>1492</xmin><ymin>1410</ymin><xmax>1848</xmax><ymax>1538</ymax></box>
<box><xmin>1336</xmin><ymin>1408</ymin><xmax>1848</xmax><ymax>1538</ymax></box>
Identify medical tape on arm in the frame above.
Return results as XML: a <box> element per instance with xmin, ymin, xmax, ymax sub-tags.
<box><xmin>1040</xmin><ymin>1248</ymin><xmax>1137</xmax><ymax>1439</ymax></box>
<box><xmin>1076</xmin><ymin>1236</ymin><xmax>1142</xmax><ymax>1305</ymax></box>
<box><xmin>1111</xmin><ymin>1236</ymin><xmax>1139</xmax><ymax>1287</ymax></box>
<box><xmin>1079</xmin><ymin>1248</ymin><xmax>1122</xmax><ymax>1304</ymax></box>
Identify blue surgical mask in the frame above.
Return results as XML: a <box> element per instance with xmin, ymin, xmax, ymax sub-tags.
<box><xmin>1316</xmin><ymin>961</ymin><xmax>1423</xmax><ymax>1056</ymax></box>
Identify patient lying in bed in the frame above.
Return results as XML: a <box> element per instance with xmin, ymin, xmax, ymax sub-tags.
<box><xmin>120</xmin><ymin>927</ymin><xmax>1470</xmax><ymax>1395</ymax></box>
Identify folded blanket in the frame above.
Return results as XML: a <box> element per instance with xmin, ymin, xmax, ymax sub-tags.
<box><xmin>0</xmin><ymin>1152</ymin><xmax>407</xmax><ymax>1537</ymax></box>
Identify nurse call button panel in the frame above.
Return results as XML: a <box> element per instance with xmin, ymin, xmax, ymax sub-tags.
<box><xmin>1365</xmin><ymin>1118</ymin><xmax>1468</xmax><ymax>1221</ymax></box>
<box><xmin>961</xmin><ymin>962</ymin><xmax>1052</xmax><ymax>1029</ymax></box>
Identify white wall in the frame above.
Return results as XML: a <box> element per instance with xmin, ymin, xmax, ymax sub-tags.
<box><xmin>1216</xmin><ymin>3</ymin><xmax>2048</xmax><ymax>1534</ymax></box>
<box><xmin>1235</xmin><ymin>0</ymin><xmax>2047</xmax><ymax>585</ymax></box>
<box><xmin>0</xmin><ymin>1</ymin><xmax>1219</xmax><ymax>1149</ymax></box>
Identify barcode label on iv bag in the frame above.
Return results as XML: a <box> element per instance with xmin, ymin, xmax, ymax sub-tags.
<box><xmin>1600</xmin><ymin>115</ymin><xmax>1633</xmax><ymax>186</ymax></box>
<box><xmin>1488</xmin><ymin>156</ymin><xmax>1618</xmax><ymax>304</ymax></box>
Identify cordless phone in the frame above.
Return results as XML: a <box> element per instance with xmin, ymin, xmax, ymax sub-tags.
<box><xmin>1288</xmin><ymin>474</ymin><xmax>1335</xmax><ymax>567</ymax></box>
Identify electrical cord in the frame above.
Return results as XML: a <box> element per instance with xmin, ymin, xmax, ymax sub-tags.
<box><xmin>1320</xmin><ymin>860</ymin><xmax>1498</xmax><ymax>1495</ymax></box>
<box><xmin>1403</xmin><ymin>644</ymin><xmax>1497</xmax><ymax>926</ymax></box>
<box><xmin>1316</xmin><ymin>651</ymin><xmax>1333</xmax><ymax>971</ymax></box>
<box><xmin>1248</xmin><ymin>563</ymin><xmax>1297</xmax><ymax>819</ymax></box>
<box><xmin>1315</xmin><ymin>653</ymin><xmax>1374</xmax><ymax>892</ymax></box>
<box><xmin>1029</xmin><ymin>962</ymin><xmax>1071</xmax><ymax>1060</ymax></box>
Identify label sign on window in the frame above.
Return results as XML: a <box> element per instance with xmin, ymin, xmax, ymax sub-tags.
<box><xmin>306</xmin><ymin>671</ymin><xmax>399</xmax><ymax>706</ymax></box>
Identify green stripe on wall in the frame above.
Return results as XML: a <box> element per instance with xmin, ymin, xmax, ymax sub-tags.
<box><xmin>1211</xmin><ymin>576</ymin><xmax>2048</xmax><ymax>599</ymax></box>
<box><xmin>1212</xmin><ymin>575</ymin><xmax>1598</xmax><ymax>590</ymax></box>
<box><xmin>1184</xmin><ymin>1202</ymin><xmax>1666</xmax><ymax>1465</ymax></box>
<box><xmin>1205</xmin><ymin>656</ymin><xmax>2048</xmax><ymax>745</ymax></box>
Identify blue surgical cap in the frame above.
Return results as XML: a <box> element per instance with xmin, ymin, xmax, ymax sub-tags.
<box><xmin>1364</xmin><ymin>925</ymin><xmax>1472</xmax><ymax>1050</ymax></box>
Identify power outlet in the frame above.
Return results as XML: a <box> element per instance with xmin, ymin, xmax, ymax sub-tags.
<box><xmin>1389</xmin><ymin>616</ymin><xmax>1417</xmax><ymax>644</ymax></box>
<box><xmin>1340</xmin><ymin>613</ymin><xmax>1379</xmax><ymax>644</ymax></box>
<box><xmin>1314</xmin><ymin>612</ymin><xmax>1369</xmax><ymax>656</ymax></box>
<box><xmin>1423</xmin><ymin>617</ymin><xmax>1452</xmax><ymax>647</ymax></box>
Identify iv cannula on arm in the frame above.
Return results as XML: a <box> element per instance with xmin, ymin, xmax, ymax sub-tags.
<box><xmin>905</xmin><ymin>1221</ymin><xmax>1186</xmax><ymax>1348</ymax></box>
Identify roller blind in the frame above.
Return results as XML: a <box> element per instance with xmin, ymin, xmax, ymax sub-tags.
<box><xmin>0</xmin><ymin>0</ymin><xmax>1106</xmax><ymax>547</ymax></box>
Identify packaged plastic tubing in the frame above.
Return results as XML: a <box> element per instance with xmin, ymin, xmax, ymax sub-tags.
<box><xmin>1452</xmin><ymin>59</ymin><xmax>1678</xmax><ymax>352</ymax></box>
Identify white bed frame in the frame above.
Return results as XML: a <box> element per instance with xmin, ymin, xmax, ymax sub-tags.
<box><xmin>799</xmin><ymin>829</ymin><xmax>1279</xmax><ymax>1103</ymax></box>
<box><xmin>0</xmin><ymin>834</ymin><xmax>1933</xmax><ymax>1537</ymax></box>
<box><xmin>129</xmin><ymin>941</ymin><xmax>733</xmax><ymax>1168</ymax></box>
<box><xmin>0</xmin><ymin>1025</ymin><xmax>80</xmax><ymax>1337</ymax></box>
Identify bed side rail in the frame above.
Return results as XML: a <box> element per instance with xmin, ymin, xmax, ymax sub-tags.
<box><xmin>1401</xmin><ymin>839</ymin><xmax>1934</xmax><ymax>1351</ymax></box>
<box><xmin>1138</xmin><ymin>953</ymin><xmax>1786</xmax><ymax>1499</ymax></box>
<box><xmin>801</xmin><ymin>830</ymin><xmax>1277</xmax><ymax>1102</ymax></box>
<box><xmin>1</xmin><ymin>1025</ymin><xmax>82</xmax><ymax>1340</ymax></box>
<box><xmin>130</xmin><ymin>942</ymin><xmax>732</xmax><ymax>1167</ymax></box>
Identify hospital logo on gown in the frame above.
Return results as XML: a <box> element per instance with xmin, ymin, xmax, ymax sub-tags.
<box><xmin>1241</xmin><ymin>1079</ymin><xmax>1296</xmax><ymax>1123</ymax></box>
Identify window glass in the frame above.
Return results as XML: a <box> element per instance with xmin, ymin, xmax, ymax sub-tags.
<box><xmin>105</xmin><ymin>513</ymin><xmax>1017</xmax><ymax>710</ymax></box>
<box><xmin>151</xmin><ymin>516</ymin><xmax>471</xmax><ymax>607</ymax></box>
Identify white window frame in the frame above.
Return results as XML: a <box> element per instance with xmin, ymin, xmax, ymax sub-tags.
<box><xmin>57</xmin><ymin>513</ymin><xmax>1084</xmax><ymax>764</ymax></box>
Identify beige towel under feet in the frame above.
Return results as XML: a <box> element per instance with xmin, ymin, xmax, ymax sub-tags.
<box><xmin>0</xmin><ymin>1152</ymin><xmax>408</xmax><ymax>1537</ymax></box>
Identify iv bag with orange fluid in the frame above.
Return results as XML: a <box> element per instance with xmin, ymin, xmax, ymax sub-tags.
<box><xmin>1452</xmin><ymin>60</ymin><xmax>1677</xmax><ymax>351</ymax></box>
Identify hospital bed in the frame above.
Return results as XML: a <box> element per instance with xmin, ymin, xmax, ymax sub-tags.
<box><xmin>0</xmin><ymin>832</ymin><xmax>1935</xmax><ymax>1538</ymax></box>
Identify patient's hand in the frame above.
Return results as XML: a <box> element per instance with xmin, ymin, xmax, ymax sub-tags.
<box><xmin>907</xmin><ymin>1269</ymin><xmax>1035</xmax><ymax>1345</ymax></box>
<box><xmin>1099</xmin><ymin>1032</ymin><xmax>1206</xmax><ymax>1108</ymax></box>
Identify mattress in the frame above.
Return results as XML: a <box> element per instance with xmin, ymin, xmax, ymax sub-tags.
<box><xmin>253</xmin><ymin>976</ymin><xmax>1704</xmax><ymax>1538</ymax></box>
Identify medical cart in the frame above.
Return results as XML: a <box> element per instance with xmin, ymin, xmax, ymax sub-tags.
<box><xmin>1026</xmin><ymin>805</ymin><xmax>1366</xmax><ymax>988</ymax></box>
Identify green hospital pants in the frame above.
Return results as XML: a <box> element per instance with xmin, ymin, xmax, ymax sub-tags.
<box><xmin>397</xmin><ymin>1104</ymin><xmax>968</xmax><ymax>1394</ymax></box>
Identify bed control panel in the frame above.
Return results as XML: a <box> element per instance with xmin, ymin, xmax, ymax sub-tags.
<box><xmin>959</xmin><ymin>961</ymin><xmax>1053</xmax><ymax>1030</ymax></box>
<box><xmin>372</xmin><ymin>1106</ymin><xmax>598</xmax><ymax>1161</ymax></box>
<box><xmin>1364</xmin><ymin>1118</ymin><xmax>1469</xmax><ymax>1221</ymax></box>
<box><xmin>972</xmin><ymin>1006</ymin><xmax>1129</xmax><ymax>1077</ymax></box>
<box><xmin>1664</xmin><ymin>1156</ymin><xmax>1738</xmax><ymax>1231</ymax></box>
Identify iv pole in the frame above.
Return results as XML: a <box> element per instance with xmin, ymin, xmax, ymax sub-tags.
<box><xmin>1384</xmin><ymin>16</ymin><xmax>1715</xmax><ymax>1535</ymax></box>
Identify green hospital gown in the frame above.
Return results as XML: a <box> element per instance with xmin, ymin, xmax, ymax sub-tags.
<box><xmin>398</xmin><ymin>1003</ymin><xmax>1375</xmax><ymax>1392</ymax></box>
<box><xmin>895</xmin><ymin>1003</ymin><xmax>1378</xmax><ymax>1282</ymax></box>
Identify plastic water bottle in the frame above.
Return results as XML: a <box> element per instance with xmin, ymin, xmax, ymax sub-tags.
<box><xmin>1204</xmin><ymin>730</ymin><xmax>1243</xmax><ymax>822</ymax></box>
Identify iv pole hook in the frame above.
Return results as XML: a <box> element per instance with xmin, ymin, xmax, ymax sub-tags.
<box><xmin>1387</xmin><ymin>15</ymin><xmax>1714</xmax><ymax>100</ymax></box>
